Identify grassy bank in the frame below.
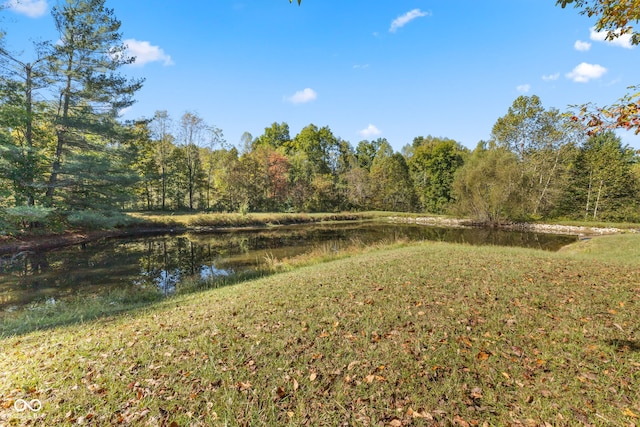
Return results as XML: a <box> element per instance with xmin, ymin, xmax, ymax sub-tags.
<box><xmin>0</xmin><ymin>234</ymin><xmax>414</xmax><ymax>337</ymax></box>
<box><xmin>1</xmin><ymin>236</ymin><xmax>639</xmax><ymax>426</ymax></box>
<box><xmin>131</xmin><ymin>211</ymin><xmax>378</xmax><ymax>229</ymax></box>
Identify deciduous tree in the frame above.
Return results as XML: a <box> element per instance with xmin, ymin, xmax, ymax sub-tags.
<box><xmin>452</xmin><ymin>143</ymin><xmax>523</xmax><ymax>223</ymax></box>
<box><xmin>150</xmin><ymin>110</ymin><xmax>175</xmax><ymax>210</ymax></box>
<box><xmin>491</xmin><ymin>95</ymin><xmax>580</xmax><ymax>218</ymax></box>
<box><xmin>178</xmin><ymin>112</ymin><xmax>207</xmax><ymax>210</ymax></box>
<box><xmin>370</xmin><ymin>142</ymin><xmax>416</xmax><ymax>212</ymax></box>
<box><xmin>407</xmin><ymin>136</ymin><xmax>468</xmax><ymax>214</ymax></box>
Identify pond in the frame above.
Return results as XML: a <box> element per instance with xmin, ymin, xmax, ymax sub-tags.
<box><xmin>0</xmin><ymin>221</ymin><xmax>577</xmax><ymax>314</ymax></box>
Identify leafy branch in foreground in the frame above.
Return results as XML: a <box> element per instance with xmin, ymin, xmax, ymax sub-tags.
<box><xmin>557</xmin><ymin>1</ymin><xmax>640</xmax><ymax>134</ymax></box>
<box><xmin>556</xmin><ymin>0</ymin><xmax>640</xmax><ymax>45</ymax></box>
<box><xmin>570</xmin><ymin>86</ymin><xmax>640</xmax><ymax>135</ymax></box>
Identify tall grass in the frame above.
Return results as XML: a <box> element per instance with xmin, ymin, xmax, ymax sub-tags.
<box><xmin>132</xmin><ymin>211</ymin><xmax>375</xmax><ymax>229</ymax></box>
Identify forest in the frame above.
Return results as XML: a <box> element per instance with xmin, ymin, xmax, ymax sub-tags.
<box><xmin>1</xmin><ymin>0</ymin><xmax>639</xmax><ymax>235</ymax></box>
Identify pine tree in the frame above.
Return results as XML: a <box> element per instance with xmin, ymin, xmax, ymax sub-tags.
<box><xmin>44</xmin><ymin>0</ymin><xmax>143</xmax><ymax>207</ymax></box>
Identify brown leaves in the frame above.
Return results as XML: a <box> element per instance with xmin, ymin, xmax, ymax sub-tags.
<box><xmin>623</xmin><ymin>408</ymin><xmax>638</xmax><ymax>419</ymax></box>
<box><xmin>235</xmin><ymin>381</ymin><xmax>252</xmax><ymax>392</ymax></box>
<box><xmin>364</xmin><ymin>374</ymin><xmax>385</xmax><ymax>384</ymax></box>
<box><xmin>469</xmin><ymin>387</ymin><xmax>483</xmax><ymax>400</ymax></box>
<box><xmin>476</xmin><ymin>350</ymin><xmax>491</xmax><ymax>361</ymax></box>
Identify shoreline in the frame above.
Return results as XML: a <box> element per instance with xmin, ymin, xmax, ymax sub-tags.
<box><xmin>1</xmin><ymin>215</ymin><xmax>637</xmax><ymax>256</ymax></box>
<box><xmin>387</xmin><ymin>216</ymin><xmax>639</xmax><ymax>236</ymax></box>
<box><xmin>0</xmin><ymin>227</ymin><xmax>183</xmax><ymax>256</ymax></box>
<box><xmin>0</xmin><ymin>213</ymin><xmax>369</xmax><ymax>255</ymax></box>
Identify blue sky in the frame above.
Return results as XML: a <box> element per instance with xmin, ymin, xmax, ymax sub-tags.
<box><xmin>2</xmin><ymin>0</ymin><xmax>639</xmax><ymax>151</ymax></box>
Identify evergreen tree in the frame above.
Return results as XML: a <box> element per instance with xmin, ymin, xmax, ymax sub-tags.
<box><xmin>0</xmin><ymin>45</ymin><xmax>52</xmax><ymax>207</ymax></box>
<box><xmin>44</xmin><ymin>0</ymin><xmax>143</xmax><ymax>207</ymax></box>
<box><xmin>558</xmin><ymin>131</ymin><xmax>640</xmax><ymax>221</ymax></box>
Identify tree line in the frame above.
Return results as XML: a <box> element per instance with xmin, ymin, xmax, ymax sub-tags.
<box><xmin>1</xmin><ymin>0</ymin><xmax>639</xmax><ymax>232</ymax></box>
<box><xmin>124</xmin><ymin>98</ymin><xmax>639</xmax><ymax>224</ymax></box>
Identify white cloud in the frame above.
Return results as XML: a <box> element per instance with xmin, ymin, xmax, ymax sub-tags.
<box><xmin>566</xmin><ymin>62</ymin><xmax>607</xmax><ymax>83</ymax></box>
<box><xmin>574</xmin><ymin>40</ymin><xmax>592</xmax><ymax>51</ymax></box>
<box><xmin>590</xmin><ymin>27</ymin><xmax>634</xmax><ymax>49</ymax></box>
<box><xmin>353</xmin><ymin>64</ymin><xmax>370</xmax><ymax>69</ymax></box>
<box><xmin>358</xmin><ymin>124</ymin><xmax>381</xmax><ymax>138</ymax></box>
<box><xmin>124</xmin><ymin>39</ymin><xmax>174</xmax><ymax>67</ymax></box>
<box><xmin>5</xmin><ymin>0</ymin><xmax>47</xmax><ymax>18</ymax></box>
<box><xmin>516</xmin><ymin>84</ymin><xmax>531</xmax><ymax>93</ymax></box>
<box><xmin>285</xmin><ymin>88</ymin><xmax>317</xmax><ymax>104</ymax></box>
<box><xmin>389</xmin><ymin>9</ymin><xmax>431</xmax><ymax>33</ymax></box>
<box><xmin>542</xmin><ymin>73</ymin><xmax>560</xmax><ymax>81</ymax></box>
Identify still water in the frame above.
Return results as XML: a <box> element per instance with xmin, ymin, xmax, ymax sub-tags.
<box><xmin>0</xmin><ymin>222</ymin><xmax>577</xmax><ymax>313</ymax></box>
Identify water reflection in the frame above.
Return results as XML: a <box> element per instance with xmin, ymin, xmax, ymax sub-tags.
<box><xmin>0</xmin><ymin>222</ymin><xmax>577</xmax><ymax>312</ymax></box>
<box><xmin>200</xmin><ymin>265</ymin><xmax>231</xmax><ymax>280</ymax></box>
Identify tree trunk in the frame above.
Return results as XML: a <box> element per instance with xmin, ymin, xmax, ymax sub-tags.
<box><xmin>534</xmin><ymin>149</ymin><xmax>561</xmax><ymax>216</ymax></box>
<box><xmin>585</xmin><ymin>170</ymin><xmax>593</xmax><ymax>220</ymax></box>
<box><xmin>46</xmin><ymin>55</ymin><xmax>74</xmax><ymax>204</ymax></box>
<box><xmin>25</xmin><ymin>64</ymin><xmax>35</xmax><ymax>206</ymax></box>
<box><xmin>160</xmin><ymin>165</ymin><xmax>166</xmax><ymax>210</ymax></box>
<box><xmin>593</xmin><ymin>179</ymin><xmax>604</xmax><ymax>219</ymax></box>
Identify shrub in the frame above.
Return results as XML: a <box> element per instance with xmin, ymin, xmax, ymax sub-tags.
<box><xmin>66</xmin><ymin>210</ymin><xmax>135</xmax><ymax>230</ymax></box>
<box><xmin>3</xmin><ymin>205</ymin><xmax>55</xmax><ymax>230</ymax></box>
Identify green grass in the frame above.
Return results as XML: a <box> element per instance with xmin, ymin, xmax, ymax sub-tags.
<box><xmin>559</xmin><ymin>233</ymin><xmax>640</xmax><ymax>264</ymax></box>
<box><xmin>1</xmin><ymin>236</ymin><xmax>639</xmax><ymax>426</ymax></box>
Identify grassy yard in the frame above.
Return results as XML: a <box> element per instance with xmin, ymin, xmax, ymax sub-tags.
<box><xmin>1</xmin><ymin>235</ymin><xmax>639</xmax><ymax>426</ymax></box>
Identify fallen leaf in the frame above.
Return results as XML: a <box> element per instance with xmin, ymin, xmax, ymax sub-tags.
<box><xmin>309</xmin><ymin>372</ymin><xmax>317</xmax><ymax>382</ymax></box>
<box><xmin>453</xmin><ymin>415</ymin><xmax>470</xmax><ymax>427</ymax></box>
<box><xmin>476</xmin><ymin>351</ymin><xmax>490</xmax><ymax>361</ymax></box>
<box><xmin>470</xmin><ymin>387</ymin><xmax>483</xmax><ymax>399</ymax></box>
<box><xmin>235</xmin><ymin>381</ymin><xmax>252</xmax><ymax>391</ymax></box>
<box><xmin>540</xmin><ymin>389</ymin><xmax>553</xmax><ymax>398</ymax></box>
